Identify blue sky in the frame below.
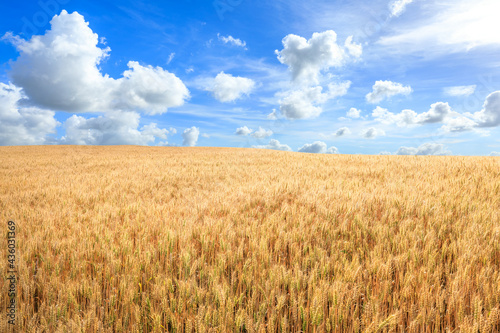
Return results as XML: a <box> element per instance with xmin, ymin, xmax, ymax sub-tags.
<box><xmin>1</xmin><ymin>0</ymin><xmax>500</xmax><ymax>155</ymax></box>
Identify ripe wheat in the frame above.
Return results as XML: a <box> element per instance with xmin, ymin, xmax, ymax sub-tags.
<box><xmin>0</xmin><ymin>146</ymin><xmax>499</xmax><ymax>332</ymax></box>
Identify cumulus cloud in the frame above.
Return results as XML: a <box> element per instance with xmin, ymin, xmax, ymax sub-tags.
<box><xmin>276</xmin><ymin>30</ymin><xmax>361</xmax><ymax>85</ymax></box>
<box><xmin>346</xmin><ymin>107</ymin><xmax>361</xmax><ymax>118</ymax></box>
<box><xmin>298</xmin><ymin>141</ymin><xmax>339</xmax><ymax>154</ymax></box>
<box><xmin>279</xmin><ymin>87</ymin><xmax>322</xmax><ymax>119</ymax></box>
<box><xmin>251</xmin><ymin>127</ymin><xmax>273</xmax><ymax>139</ymax></box>
<box><xmin>235</xmin><ymin>126</ymin><xmax>272</xmax><ymax>138</ymax></box>
<box><xmin>0</xmin><ymin>82</ymin><xmax>59</xmax><ymax>145</ymax></box>
<box><xmin>441</xmin><ymin>91</ymin><xmax>500</xmax><ymax>131</ymax></box>
<box><xmin>235</xmin><ymin>126</ymin><xmax>253</xmax><ymax>136</ymax></box>
<box><xmin>441</xmin><ymin>115</ymin><xmax>477</xmax><ymax>132</ymax></box>
<box><xmin>371</xmin><ymin>92</ymin><xmax>500</xmax><ymax>132</ymax></box>
<box><xmin>217</xmin><ymin>33</ymin><xmax>247</xmax><ymax>49</ymax></box>
<box><xmin>490</xmin><ymin>152</ymin><xmax>500</xmax><ymax>156</ymax></box>
<box><xmin>472</xmin><ymin>91</ymin><xmax>500</xmax><ymax>128</ymax></box>
<box><xmin>326</xmin><ymin>146</ymin><xmax>340</xmax><ymax>154</ymax></box>
<box><xmin>371</xmin><ymin>91</ymin><xmax>500</xmax><ymax>132</ymax></box>
<box><xmin>206</xmin><ymin>72</ymin><xmax>255</xmax><ymax>103</ymax></box>
<box><xmin>372</xmin><ymin>102</ymin><xmax>452</xmax><ymax>127</ymax></box>
<box><xmin>112</xmin><ymin>61</ymin><xmax>190</xmax><ymax>115</ymax></box>
<box><xmin>366</xmin><ymin>80</ymin><xmax>412</xmax><ymax>104</ymax></box>
<box><xmin>61</xmin><ymin>111</ymin><xmax>170</xmax><ymax>145</ymax></box>
<box><xmin>182</xmin><ymin>127</ymin><xmax>200</xmax><ymax>147</ymax></box>
<box><xmin>298</xmin><ymin>141</ymin><xmax>328</xmax><ymax>153</ymax></box>
<box><xmin>363</xmin><ymin>127</ymin><xmax>386</xmax><ymax>139</ymax></box>
<box><xmin>396</xmin><ymin>143</ymin><xmax>451</xmax><ymax>155</ymax></box>
<box><xmin>279</xmin><ymin>82</ymin><xmax>350</xmax><ymax>119</ymax></box>
<box><xmin>372</xmin><ymin>106</ymin><xmax>416</xmax><ymax>126</ymax></box>
<box><xmin>344</xmin><ymin>36</ymin><xmax>363</xmax><ymax>58</ymax></box>
<box><xmin>389</xmin><ymin>0</ymin><xmax>414</xmax><ymax>17</ymax></box>
<box><xmin>443</xmin><ymin>85</ymin><xmax>476</xmax><ymax>97</ymax></box>
<box><xmin>418</xmin><ymin>102</ymin><xmax>452</xmax><ymax>123</ymax></box>
<box><xmin>335</xmin><ymin>127</ymin><xmax>351</xmax><ymax>137</ymax></box>
<box><xmin>252</xmin><ymin>139</ymin><xmax>292</xmax><ymax>151</ymax></box>
<box><xmin>5</xmin><ymin>10</ymin><xmax>189</xmax><ymax>114</ymax></box>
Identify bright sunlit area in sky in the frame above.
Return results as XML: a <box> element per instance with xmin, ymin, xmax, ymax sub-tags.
<box><xmin>1</xmin><ymin>0</ymin><xmax>500</xmax><ymax>155</ymax></box>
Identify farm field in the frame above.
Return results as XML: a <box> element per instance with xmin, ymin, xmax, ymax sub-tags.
<box><xmin>0</xmin><ymin>146</ymin><xmax>499</xmax><ymax>332</ymax></box>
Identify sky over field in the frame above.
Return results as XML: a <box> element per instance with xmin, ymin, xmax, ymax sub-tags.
<box><xmin>1</xmin><ymin>0</ymin><xmax>500</xmax><ymax>155</ymax></box>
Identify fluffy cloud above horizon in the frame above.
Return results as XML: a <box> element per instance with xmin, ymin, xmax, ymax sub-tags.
<box><xmin>276</xmin><ymin>30</ymin><xmax>361</xmax><ymax>86</ymax></box>
<box><xmin>0</xmin><ymin>82</ymin><xmax>58</xmax><ymax>145</ymax></box>
<box><xmin>5</xmin><ymin>11</ymin><xmax>189</xmax><ymax>114</ymax></box>
<box><xmin>366</xmin><ymin>81</ymin><xmax>412</xmax><ymax>104</ymax></box>
<box><xmin>205</xmin><ymin>72</ymin><xmax>255</xmax><ymax>103</ymax></box>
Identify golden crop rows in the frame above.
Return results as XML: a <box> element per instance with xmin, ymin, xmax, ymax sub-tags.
<box><xmin>0</xmin><ymin>146</ymin><xmax>499</xmax><ymax>332</ymax></box>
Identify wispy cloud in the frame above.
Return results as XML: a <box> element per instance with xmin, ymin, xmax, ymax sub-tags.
<box><xmin>443</xmin><ymin>85</ymin><xmax>476</xmax><ymax>97</ymax></box>
<box><xmin>217</xmin><ymin>33</ymin><xmax>247</xmax><ymax>49</ymax></box>
<box><xmin>389</xmin><ymin>0</ymin><xmax>414</xmax><ymax>17</ymax></box>
<box><xmin>379</xmin><ymin>0</ymin><xmax>500</xmax><ymax>55</ymax></box>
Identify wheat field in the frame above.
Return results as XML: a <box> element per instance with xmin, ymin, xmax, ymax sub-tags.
<box><xmin>0</xmin><ymin>146</ymin><xmax>499</xmax><ymax>332</ymax></box>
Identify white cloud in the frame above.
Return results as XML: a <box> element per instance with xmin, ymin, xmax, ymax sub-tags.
<box><xmin>279</xmin><ymin>82</ymin><xmax>350</xmax><ymax>119</ymax></box>
<box><xmin>371</xmin><ymin>92</ymin><xmax>500</xmax><ymax>132</ymax></box>
<box><xmin>335</xmin><ymin>127</ymin><xmax>351</xmax><ymax>137</ymax></box>
<box><xmin>252</xmin><ymin>139</ymin><xmax>292</xmax><ymax>151</ymax></box>
<box><xmin>326</xmin><ymin>146</ymin><xmax>339</xmax><ymax>154</ymax></box>
<box><xmin>396</xmin><ymin>143</ymin><xmax>451</xmax><ymax>155</ymax></box>
<box><xmin>113</xmin><ymin>61</ymin><xmax>190</xmax><ymax>115</ymax></box>
<box><xmin>207</xmin><ymin>72</ymin><xmax>255</xmax><ymax>103</ymax></box>
<box><xmin>346</xmin><ymin>107</ymin><xmax>361</xmax><ymax>118</ymax></box>
<box><xmin>217</xmin><ymin>34</ymin><xmax>247</xmax><ymax>49</ymax></box>
<box><xmin>251</xmin><ymin>127</ymin><xmax>273</xmax><ymax>139</ymax></box>
<box><xmin>182</xmin><ymin>127</ymin><xmax>200</xmax><ymax>146</ymax></box>
<box><xmin>267</xmin><ymin>109</ymin><xmax>278</xmax><ymax>120</ymax></box>
<box><xmin>472</xmin><ymin>91</ymin><xmax>500</xmax><ymax>128</ymax></box>
<box><xmin>167</xmin><ymin>52</ymin><xmax>175</xmax><ymax>64</ymax></box>
<box><xmin>443</xmin><ymin>85</ymin><xmax>476</xmax><ymax>97</ymax></box>
<box><xmin>344</xmin><ymin>36</ymin><xmax>363</xmax><ymax>58</ymax></box>
<box><xmin>417</xmin><ymin>102</ymin><xmax>452</xmax><ymax>124</ymax></box>
<box><xmin>389</xmin><ymin>0</ymin><xmax>414</xmax><ymax>17</ymax></box>
<box><xmin>372</xmin><ymin>102</ymin><xmax>452</xmax><ymax>127</ymax></box>
<box><xmin>362</xmin><ymin>127</ymin><xmax>386</xmax><ymax>139</ymax></box>
<box><xmin>441</xmin><ymin>115</ymin><xmax>477</xmax><ymax>133</ymax></box>
<box><xmin>235</xmin><ymin>126</ymin><xmax>253</xmax><ymax>136</ymax></box>
<box><xmin>372</xmin><ymin>106</ymin><xmax>397</xmax><ymax>124</ymax></box>
<box><xmin>379</xmin><ymin>0</ymin><xmax>500</xmax><ymax>54</ymax></box>
<box><xmin>276</xmin><ymin>30</ymin><xmax>361</xmax><ymax>85</ymax></box>
<box><xmin>0</xmin><ymin>82</ymin><xmax>59</xmax><ymax>145</ymax></box>
<box><xmin>61</xmin><ymin>111</ymin><xmax>169</xmax><ymax>145</ymax></box>
<box><xmin>5</xmin><ymin>10</ymin><xmax>189</xmax><ymax>114</ymax></box>
<box><xmin>490</xmin><ymin>152</ymin><xmax>500</xmax><ymax>156</ymax></box>
<box><xmin>441</xmin><ymin>91</ymin><xmax>500</xmax><ymax>131</ymax></box>
<box><xmin>298</xmin><ymin>141</ymin><xmax>339</xmax><ymax>154</ymax></box>
<box><xmin>366</xmin><ymin>80</ymin><xmax>412</xmax><ymax>104</ymax></box>
<box><xmin>279</xmin><ymin>87</ymin><xmax>321</xmax><ymax>119</ymax></box>
<box><xmin>298</xmin><ymin>141</ymin><xmax>327</xmax><ymax>153</ymax></box>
